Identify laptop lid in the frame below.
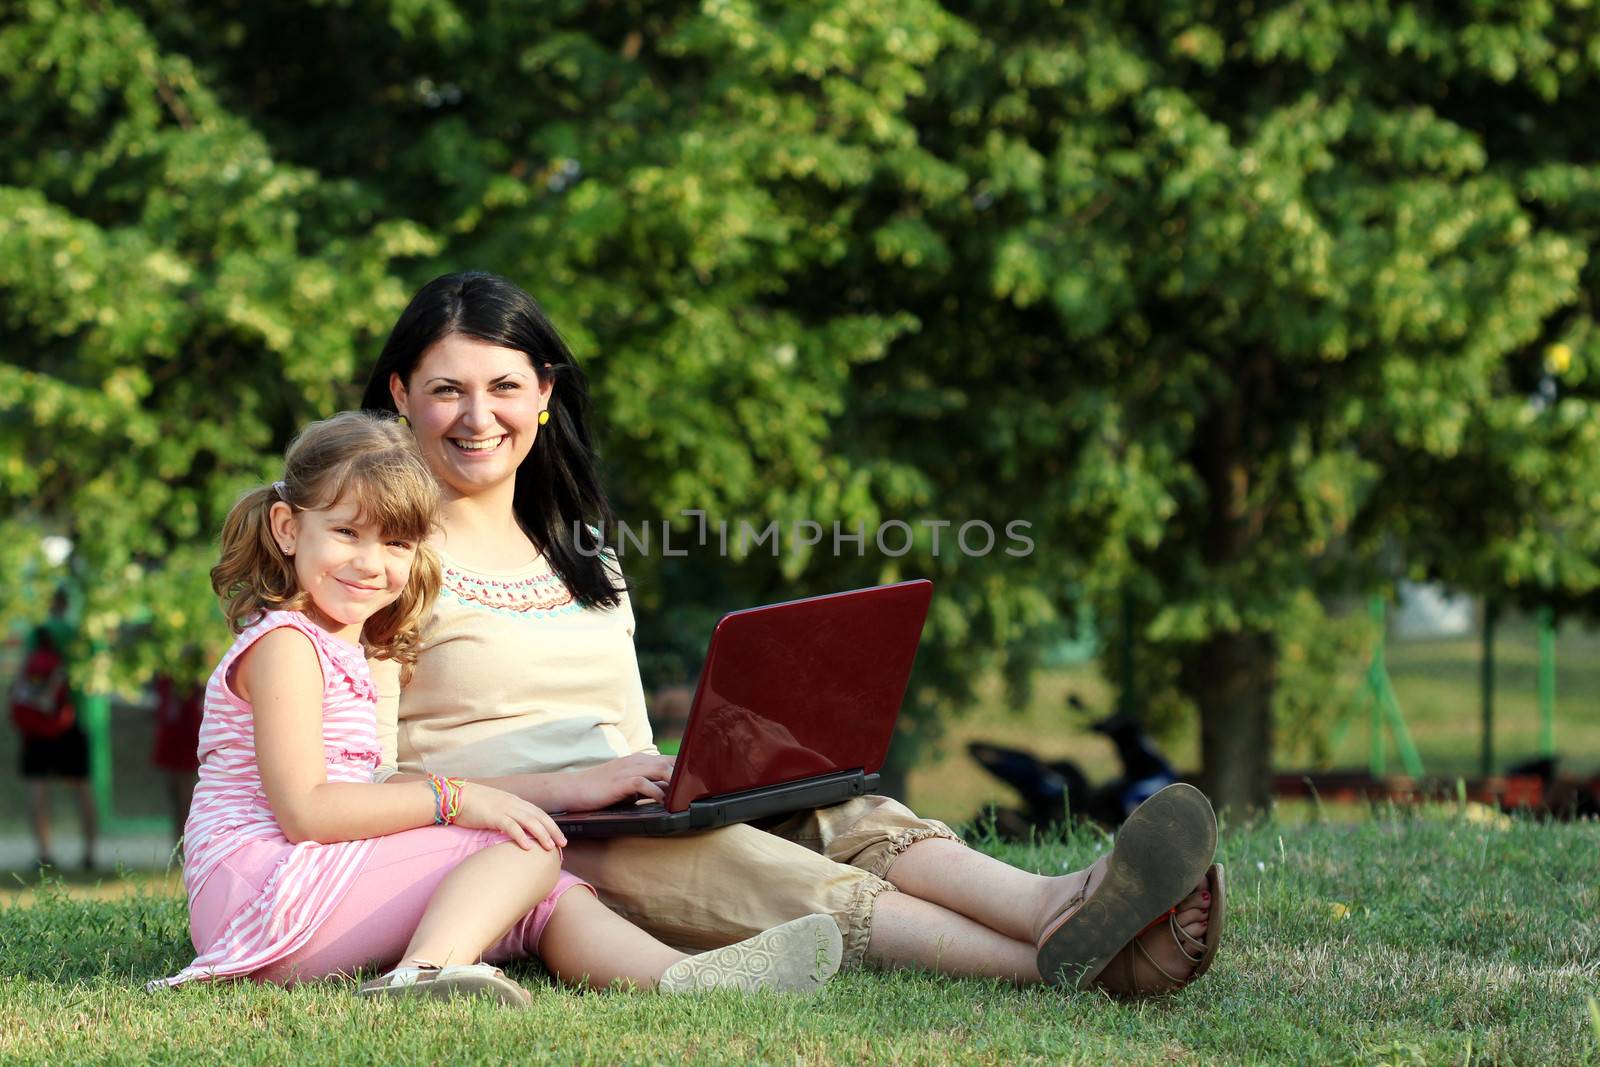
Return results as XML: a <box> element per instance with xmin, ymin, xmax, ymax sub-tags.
<box><xmin>662</xmin><ymin>579</ymin><xmax>933</xmax><ymax>812</ymax></box>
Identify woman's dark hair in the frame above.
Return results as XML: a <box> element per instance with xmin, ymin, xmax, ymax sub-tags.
<box><xmin>360</xmin><ymin>272</ymin><xmax>622</xmax><ymax>609</ymax></box>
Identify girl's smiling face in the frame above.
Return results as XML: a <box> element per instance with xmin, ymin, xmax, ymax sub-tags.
<box><xmin>388</xmin><ymin>334</ymin><xmax>552</xmax><ymax>502</ymax></box>
<box><xmin>269</xmin><ymin>499</ymin><xmax>419</xmax><ymax>642</ymax></box>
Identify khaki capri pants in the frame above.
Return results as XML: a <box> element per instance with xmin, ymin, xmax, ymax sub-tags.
<box><xmin>560</xmin><ymin>794</ymin><xmax>960</xmax><ymax>967</ymax></box>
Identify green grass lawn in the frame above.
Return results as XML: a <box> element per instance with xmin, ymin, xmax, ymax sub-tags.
<box><xmin>2</xmin><ymin>813</ymin><xmax>1597</xmax><ymax>1065</ymax></box>
<box><xmin>1</xmin><ymin>609</ymin><xmax>1594</xmax><ymax>1062</ymax></box>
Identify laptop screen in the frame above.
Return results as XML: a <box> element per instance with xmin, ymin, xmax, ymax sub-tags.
<box><xmin>663</xmin><ymin>580</ymin><xmax>933</xmax><ymax>811</ymax></box>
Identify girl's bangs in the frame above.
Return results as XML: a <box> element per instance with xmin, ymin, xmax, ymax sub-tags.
<box><xmin>318</xmin><ymin>457</ymin><xmax>437</xmax><ymax>543</ymax></box>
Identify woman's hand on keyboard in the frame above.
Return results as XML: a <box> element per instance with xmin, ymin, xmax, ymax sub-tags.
<box><xmin>566</xmin><ymin>754</ymin><xmax>676</xmax><ymax>812</ymax></box>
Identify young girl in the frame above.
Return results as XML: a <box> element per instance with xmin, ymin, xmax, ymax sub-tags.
<box><xmin>152</xmin><ymin>412</ymin><xmax>842</xmax><ymax>1002</ymax></box>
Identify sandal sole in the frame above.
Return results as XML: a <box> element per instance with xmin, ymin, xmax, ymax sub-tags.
<box><xmin>1036</xmin><ymin>783</ymin><xmax>1217</xmax><ymax>989</ymax></box>
<box><xmin>659</xmin><ymin>913</ymin><xmax>843</xmax><ymax>995</ymax></box>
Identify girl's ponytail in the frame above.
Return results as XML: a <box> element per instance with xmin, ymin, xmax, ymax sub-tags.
<box><xmin>210</xmin><ymin>485</ymin><xmax>308</xmax><ymax>633</ymax></box>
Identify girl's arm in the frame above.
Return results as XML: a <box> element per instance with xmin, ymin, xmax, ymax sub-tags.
<box><xmin>239</xmin><ymin>628</ymin><xmax>564</xmax><ymax>849</ymax></box>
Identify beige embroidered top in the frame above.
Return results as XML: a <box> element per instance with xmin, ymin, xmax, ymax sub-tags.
<box><xmin>370</xmin><ymin>548</ymin><xmax>656</xmax><ymax>783</ymax></box>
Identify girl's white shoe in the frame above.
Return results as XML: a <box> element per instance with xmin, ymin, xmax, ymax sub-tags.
<box><xmin>357</xmin><ymin>961</ymin><xmax>531</xmax><ymax>1005</ymax></box>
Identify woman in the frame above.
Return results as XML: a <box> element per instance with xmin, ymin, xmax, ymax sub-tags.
<box><xmin>359</xmin><ymin>272</ymin><xmax>1224</xmax><ymax>993</ymax></box>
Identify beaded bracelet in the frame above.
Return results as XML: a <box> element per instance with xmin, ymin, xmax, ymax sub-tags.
<box><xmin>425</xmin><ymin>773</ymin><xmax>465</xmax><ymax>826</ymax></box>
<box><xmin>442</xmin><ymin>776</ymin><xmax>463</xmax><ymax>823</ymax></box>
<box><xmin>425</xmin><ymin>774</ymin><xmax>446</xmax><ymax>825</ymax></box>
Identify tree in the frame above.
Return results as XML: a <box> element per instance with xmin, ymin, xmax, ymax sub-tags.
<box><xmin>7</xmin><ymin>1</ymin><xmax>1600</xmax><ymax>812</ymax></box>
<box><xmin>897</xmin><ymin>1</ymin><xmax>1600</xmax><ymax>807</ymax></box>
<box><xmin>2</xmin><ymin>2</ymin><xmax>1051</xmax><ymax>781</ymax></box>
<box><xmin>0</xmin><ymin>1</ymin><xmax>436</xmax><ymax>686</ymax></box>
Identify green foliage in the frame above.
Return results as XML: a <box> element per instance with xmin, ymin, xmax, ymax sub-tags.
<box><xmin>904</xmin><ymin>1</ymin><xmax>1600</xmax><ymax>801</ymax></box>
<box><xmin>5</xmin><ymin>2</ymin><xmax>1600</xmax><ymax>803</ymax></box>
<box><xmin>1106</xmin><ymin>590</ymin><xmax>1375</xmax><ymax>766</ymax></box>
<box><xmin>0</xmin><ymin>0</ymin><xmax>433</xmax><ymax>682</ymax></box>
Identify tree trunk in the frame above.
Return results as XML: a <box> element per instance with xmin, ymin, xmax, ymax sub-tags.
<box><xmin>1184</xmin><ymin>629</ymin><xmax>1276</xmax><ymax>814</ymax></box>
<box><xmin>1177</xmin><ymin>347</ymin><xmax>1284</xmax><ymax>814</ymax></box>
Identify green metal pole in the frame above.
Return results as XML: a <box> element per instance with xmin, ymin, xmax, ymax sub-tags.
<box><xmin>1377</xmin><ymin>669</ymin><xmax>1425</xmax><ymax>778</ymax></box>
<box><xmin>84</xmin><ymin>689</ymin><xmax>114</xmax><ymax>826</ymax></box>
<box><xmin>1360</xmin><ymin>599</ymin><xmax>1423</xmax><ymax>778</ymax></box>
<box><xmin>1481</xmin><ymin>599</ymin><xmax>1497</xmax><ymax>778</ymax></box>
<box><xmin>1538</xmin><ymin>605</ymin><xmax>1556</xmax><ymax>759</ymax></box>
<box><xmin>86</xmin><ymin>692</ymin><xmax>168</xmax><ymax>835</ymax></box>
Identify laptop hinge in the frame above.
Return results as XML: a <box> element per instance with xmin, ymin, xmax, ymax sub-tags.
<box><xmin>686</xmin><ymin>769</ymin><xmax>878</xmax><ymax>829</ymax></box>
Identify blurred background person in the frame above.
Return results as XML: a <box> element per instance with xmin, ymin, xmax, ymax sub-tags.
<box><xmin>9</xmin><ymin>591</ymin><xmax>96</xmax><ymax>870</ymax></box>
<box><xmin>149</xmin><ymin>672</ymin><xmax>203</xmax><ymax>846</ymax></box>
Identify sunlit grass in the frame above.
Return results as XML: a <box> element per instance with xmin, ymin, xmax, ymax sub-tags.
<box><xmin>1</xmin><ymin>815</ymin><xmax>1595</xmax><ymax>1065</ymax></box>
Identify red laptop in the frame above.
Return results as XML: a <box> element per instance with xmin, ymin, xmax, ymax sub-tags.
<box><xmin>554</xmin><ymin>579</ymin><xmax>933</xmax><ymax>837</ymax></box>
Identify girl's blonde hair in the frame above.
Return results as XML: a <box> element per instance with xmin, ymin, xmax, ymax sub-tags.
<box><xmin>210</xmin><ymin>411</ymin><xmax>442</xmax><ymax>683</ymax></box>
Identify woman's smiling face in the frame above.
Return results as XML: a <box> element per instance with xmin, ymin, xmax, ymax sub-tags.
<box><xmin>390</xmin><ymin>334</ymin><xmax>551</xmax><ymax>501</ymax></box>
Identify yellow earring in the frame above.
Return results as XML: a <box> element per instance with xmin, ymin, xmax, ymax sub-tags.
<box><xmin>538</xmin><ymin>410</ymin><xmax>550</xmax><ymax>425</ymax></box>
<box><xmin>397</xmin><ymin>414</ymin><xmax>410</xmax><ymax>427</ymax></box>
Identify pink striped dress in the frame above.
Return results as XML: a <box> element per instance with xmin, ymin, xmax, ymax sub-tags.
<box><xmin>154</xmin><ymin>610</ymin><xmax>385</xmax><ymax>988</ymax></box>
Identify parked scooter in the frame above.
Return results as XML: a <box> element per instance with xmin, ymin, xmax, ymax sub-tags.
<box><xmin>967</xmin><ymin>695</ymin><xmax>1178</xmax><ymax>837</ymax></box>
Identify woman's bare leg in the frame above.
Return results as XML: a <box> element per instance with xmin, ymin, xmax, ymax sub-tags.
<box><xmin>397</xmin><ymin>843</ymin><xmax>560</xmax><ymax>967</ymax></box>
<box><xmin>881</xmin><ymin>838</ymin><xmax>1212</xmax><ymax>983</ymax></box>
<box><xmin>883</xmin><ymin>838</ymin><xmax>1058</xmax><ymax>941</ymax></box>
<box><xmin>866</xmin><ymin>891</ymin><xmax>1040</xmax><ymax>980</ymax></box>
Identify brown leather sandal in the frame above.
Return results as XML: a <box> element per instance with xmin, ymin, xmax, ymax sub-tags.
<box><xmin>1036</xmin><ymin>782</ymin><xmax>1218</xmax><ymax>992</ymax></box>
<box><xmin>1092</xmin><ymin>863</ymin><xmax>1226</xmax><ymax>995</ymax></box>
